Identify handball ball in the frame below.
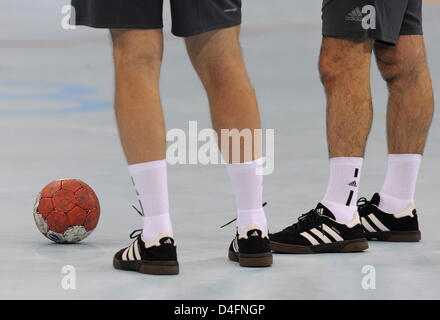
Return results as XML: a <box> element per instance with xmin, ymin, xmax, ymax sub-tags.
<box><xmin>33</xmin><ymin>179</ymin><xmax>100</xmax><ymax>243</ymax></box>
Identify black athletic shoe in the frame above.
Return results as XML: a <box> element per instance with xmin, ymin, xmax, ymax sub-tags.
<box><xmin>113</xmin><ymin>230</ymin><xmax>179</xmax><ymax>275</ymax></box>
<box><xmin>270</xmin><ymin>204</ymin><xmax>368</xmax><ymax>254</ymax></box>
<box><xmin>228</xmin><ymin>228</ymin><xmax>273</xmax><ymax>267</ymax></box>
<box><xmin>357</xmin><ymin>193</ymin><xmax>421</xmax><ymax>242</ymax></box>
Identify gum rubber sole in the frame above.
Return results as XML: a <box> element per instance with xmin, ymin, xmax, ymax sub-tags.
<box><xmin>228</xmin><ymin>250</ymin><xmax>273</xmax><ymax>267</ymax></box>
<box><xmin>270</xmin><ymin>238</ymin><xmax>369</xmax><ymax>254</ymax></box>
<box><xmin>113</xmin><ymin>257</ymin><xmax>179</xmax><ymax>275</ymax></box>
<box><xmin>365</xmin><ymin>230</ymin><xmax>421</xmax><ymax>242</ymax></box>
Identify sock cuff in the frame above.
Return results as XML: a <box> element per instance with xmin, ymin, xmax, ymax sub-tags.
<box><xmin>388</xmin><ymin>154</ymin><xmax>422</xmax><ymax>162</ymax></box>
<box><xmin>329</xmin><ymin>157</ymin><xmax>364</xmax><ymax>166</ymax></box>
<box><xmin>379</xmin><ymin>192</ymin><xmax>414</xmax><ymax>203</ymax></box>
<box><xmin>143</xmin><ymin>213</ymin><xmax>171</xmax><ymax>222</ymax></box>
<box><xmin>237</xmin><ymin>209</ymin><xmax>267</xmax><ymax>233</ymax></box>
<box><xmin>237</xmin><ymin>208</ymin><xmax>265</xmax><ymax>216</ymax></box>
<box><xmin>128</xmin><ymin>159</ymin><xmax>167</xmax><ymax>174</ymax></box>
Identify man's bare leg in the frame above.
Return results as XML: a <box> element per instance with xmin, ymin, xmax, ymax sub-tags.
<box><xmin>185</xmin><ymin>27</ymin><xmax>271</xmax><ymax>267</ymax></box>
<box><xmin>317</xmin><ymin>38</ymin><xmax>374</xmax><ymax>223</ymax></box>
<box><xmin>375</xmin><ymin>35</ymin><xmax>434</xmax><ymax>155</ymax></box>
<box><xmin>320</xmin><ymin>38</ymin><xmax>374</xmax><ymax>158</ymax></box>
<box><xmin>111</xmin><ymin>29</ymin><xmax>165</xmax><ymax>164</ymax></box>
<box><xmin>269</xmin><ymin>37</ymin><xmax>371</xmax><ymax>253</ymax></box>
<box><xmin>185</xmin><ymin>27</ymin><xmax>261</xmax><ymax>164</ymax></box>
<box><xmin>374</xmin><ymin>35</ymin><xmax>434</xmax><ymax>213</ymax></box>
<box><xmin>111</xmin><ymin>29</ymin><xmax>173</xmax><ymax>248</ymax></box>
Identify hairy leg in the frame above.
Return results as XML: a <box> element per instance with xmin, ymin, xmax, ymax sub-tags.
<box><xmin>375</xmin><ymin>35</ymin><xmax>434</xmax><ymax>154</ymax></box>
<box><xmin>185</xmin><ymin>26</ymin><xmax>261</xmax><ymax>163</ymax></box>
<box><xmin>374</xmin><ymin>35</ymin><xmax>434</xmax><ymax>213</ymax></box>
<box><xmin>185</xmin><ymin>27</ymin><xmax>267</xmax><ymax>235</ymax></box>
<box><xmin>111</xmin><ymin>30</ymin><xmax>173</xmax><ymax>244</ymax></box>
<box><xmin>319</xmin><ymin>38</ymin><xmax>374</xmax><ymax>158</ymax></box>
<box><xmin>319</xmin><ymin>37</ymin><xmax>374</xmax><ymax>222</ymax></box>
<box><xmin>111</xmin><ymin>29</ymin><xmax>165</xmax><ymax>164</ymax></box>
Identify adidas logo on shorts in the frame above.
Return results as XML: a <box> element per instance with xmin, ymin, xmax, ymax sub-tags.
<box><xmin>344</xmin><ymin>5</ymin><xmax>377</xmax><ymax>30</ymax></box>
<box><xmin>345</xmin><ymin>7</ymin><xmax>364</xmax><ymax>22</ymax></box>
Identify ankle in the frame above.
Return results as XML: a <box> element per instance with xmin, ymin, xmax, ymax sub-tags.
<box><xmin>321</xmin><ymin>200</ymin><xmax>357</xmax><ymax>224</ymax></box>
<box><xmin>378</xmin><ymin>192</ymin><xmax>414</xmax><ymax>213</ymax></box>
<box><xmin>237</xmin><ymin>208</ymin><xmax>267</xmax><ymax>234</ymax></box>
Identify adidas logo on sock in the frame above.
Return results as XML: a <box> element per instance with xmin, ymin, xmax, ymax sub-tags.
<box><xmin>164</xmin><ymin>239</ymin><xmax>172</xmax><ymax>244</ymax></box>
<box><xmin>316</xmin><ymin>208</ymin><xmax>324</xmax><ymax>215</ymax></box>
<box><xmin>348</xmin><ymin>180</ymin><xmax>358</xmax><ymax>187</ymax></box>
<box><xmin>251</xmin><ymin>231</ymin><xmax>260</xmax><ymax>237</ymax></box>
<box><xmin>345</xmin><ymin>7</ymin><xmax>363</xmax><ymax>22</ymax></box>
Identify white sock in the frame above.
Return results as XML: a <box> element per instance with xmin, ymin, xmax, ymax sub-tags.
<box><xmin>128</xmin><ymin>160</ymin><xmax>173</xmax><ymax>243</ymax></box>
<box><xmin>379</xmin><ymin>154</ymin><xmax>422</xmax><ymax>213</ymax></box>
<box><xmin>226</xmin><ymin>158</ymin><xmax>267</xmax><ymax>235</ymax></box>
<box><xmin>322</xmin><ymin>157</ymin><xmax>363</xmax><ymax>224</ymax></box>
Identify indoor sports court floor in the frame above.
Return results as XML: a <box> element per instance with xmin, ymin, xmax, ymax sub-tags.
<box><xmin>1</xmin><ymin>1</ymin><xmax>439</xmax><ymax>299</ymax></box>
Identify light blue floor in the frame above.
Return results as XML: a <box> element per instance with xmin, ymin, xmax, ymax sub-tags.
<box><xmin>0</xmin><ymin>1</ymin><xmax>439</xmax><ymax>299</ymax></box>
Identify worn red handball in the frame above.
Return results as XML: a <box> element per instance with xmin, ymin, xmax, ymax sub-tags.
<box><xmin>33</xmin><ymin>179</ymin><xmax>100</xmax><ymax>243</ymax></box>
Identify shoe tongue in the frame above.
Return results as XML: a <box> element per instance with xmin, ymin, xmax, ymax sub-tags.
<box><xmin>159</xmin><ymin>237</ymin><xmax>175</xmax><ymax>246</ymax></box>
<box><xmin>315</xmin><ymin>203</ymin><xmax>336</xmax><ymax>220</ymax></box>
<box><xmin>371</xmin><ymin>193</ymin><xmax>381</xmax><ymax>206</ymax></box>
<box><xmin>246</xmin><ymin>229</ymin><xmax>263</xmax><ymax>238</ymax></box>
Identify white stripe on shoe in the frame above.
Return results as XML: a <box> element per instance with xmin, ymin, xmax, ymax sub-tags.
<box><xmin>322</xmin><ymin>225</ymin><xmax>344</xmax><ymax>242</ymax></box>
<box><xmin>300</xmin><ymin>231</ymin><xmax>320</xmax><ymax>245</ymax></box>
<box><xmin>233</xmin><ymin>238</ymin><xmax>239</xmax><ymax>253</ymax></box>
<box><xmin>122</xmin><ymin>247</ymin><xmax>129</xmax><ymax>261</ymax></box>
<box><xmin>133</xmin><ymin>239</ymin><xmax>141</xmax><ymax>260</ymax></box>
<box><xmin>361</xmin><ymin>217</ymin><xmax>376</xmax><ymax>232</ymax></box>
<box><xmin>310</xmin><ymin>228</ymin><xmax>332</xmax><ymax>244</ymax></box>
<box><xmin>128</xmin><ymin>243</ymin><xmax>135</xmax><ymax>260</ymax></box>
<box><xmin>368</xmin><ymin>214</ymin><xmax>390</xmax><ymax>232</ymax></box>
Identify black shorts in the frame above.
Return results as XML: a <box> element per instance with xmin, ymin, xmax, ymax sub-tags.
<box><xmin>322</xmin><ymin>0</ymin><xmax>423</xmax><ymax>45</ymax></box>
<box><xmin>71</xmin><ymin>0</ymin><xmax>242</xmax><ymax>37</ymax></box>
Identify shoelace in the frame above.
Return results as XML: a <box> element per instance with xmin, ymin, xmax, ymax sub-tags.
<box><xmin>220</xmin><ymin>202</ymin><xmax>268</xmax><ymax>229</ymax></box>
<box><xmin>127</xmin><ymin>202</ymin><xmax>145</xmax><ymax>239</ymax></box>
<box><xmin>356</xmin><ymin>197</ymin><xmax>371</xmax><ymax>214</ymax></box>
<box><xmin>129</xmin><ymin>229</ymin><xmax>143</xmax><ymax>239</ymax></box>
<box><xmin>285</xmin><ymin>209</ymin><xmax>325</xmax><ymax>233</ymax></box>
<box><xmin>132</xmin><ymin>200</ymin><xmax>144</xmax><ymax>217</ymax></box>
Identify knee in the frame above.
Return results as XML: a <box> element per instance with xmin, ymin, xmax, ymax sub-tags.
<box><xmin>186</xmin><ymin>30</ymin><xmax>242</xmax><ymax>86</ymax></box>
<box><xmin>377</xmin><ymin>54</ymin><xmax>424</xmax><ymax>85</ymax></box>
<box><xmin>112</xmin><ymin>33</ymin><xmax>162</xmax><ymax>70</ymax></box>
<box><xmin>113</xmin><ymin>45</ymin><xmax>163</xmax><ymax>71</ymax></box>
<box><xmin>319</xmin><ymin>53</ymin><xmax>342</xmax><ymax>89</ymax></box>
<box><xmin>319</xmin><ymin>39</ymin><xmax>373</xmax><ymax>90</ymax></box>
<box><xmin>192</xmin><ymin>52</ymin><xmax>242</xmax><ymax>90</ymax></box>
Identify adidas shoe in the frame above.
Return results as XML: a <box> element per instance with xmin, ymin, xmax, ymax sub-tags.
<box><xmin>113</xmin><ymin>230</ymin><xmax>179</xmax><ymax>275</ymax></box>
<box><xmin>270</xmin><ymin>204</ymin><xmax>368</xmax><ymax>254</ymax></box>
<box><xmin>228</xmin><ymin>227</ymin><xmax>273</xmax><ymax>267</ymax></box>
<box><xmin>357</xmin><ymin>194</ymin><xmax>421</xmax><ymax>242</ymax></box>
